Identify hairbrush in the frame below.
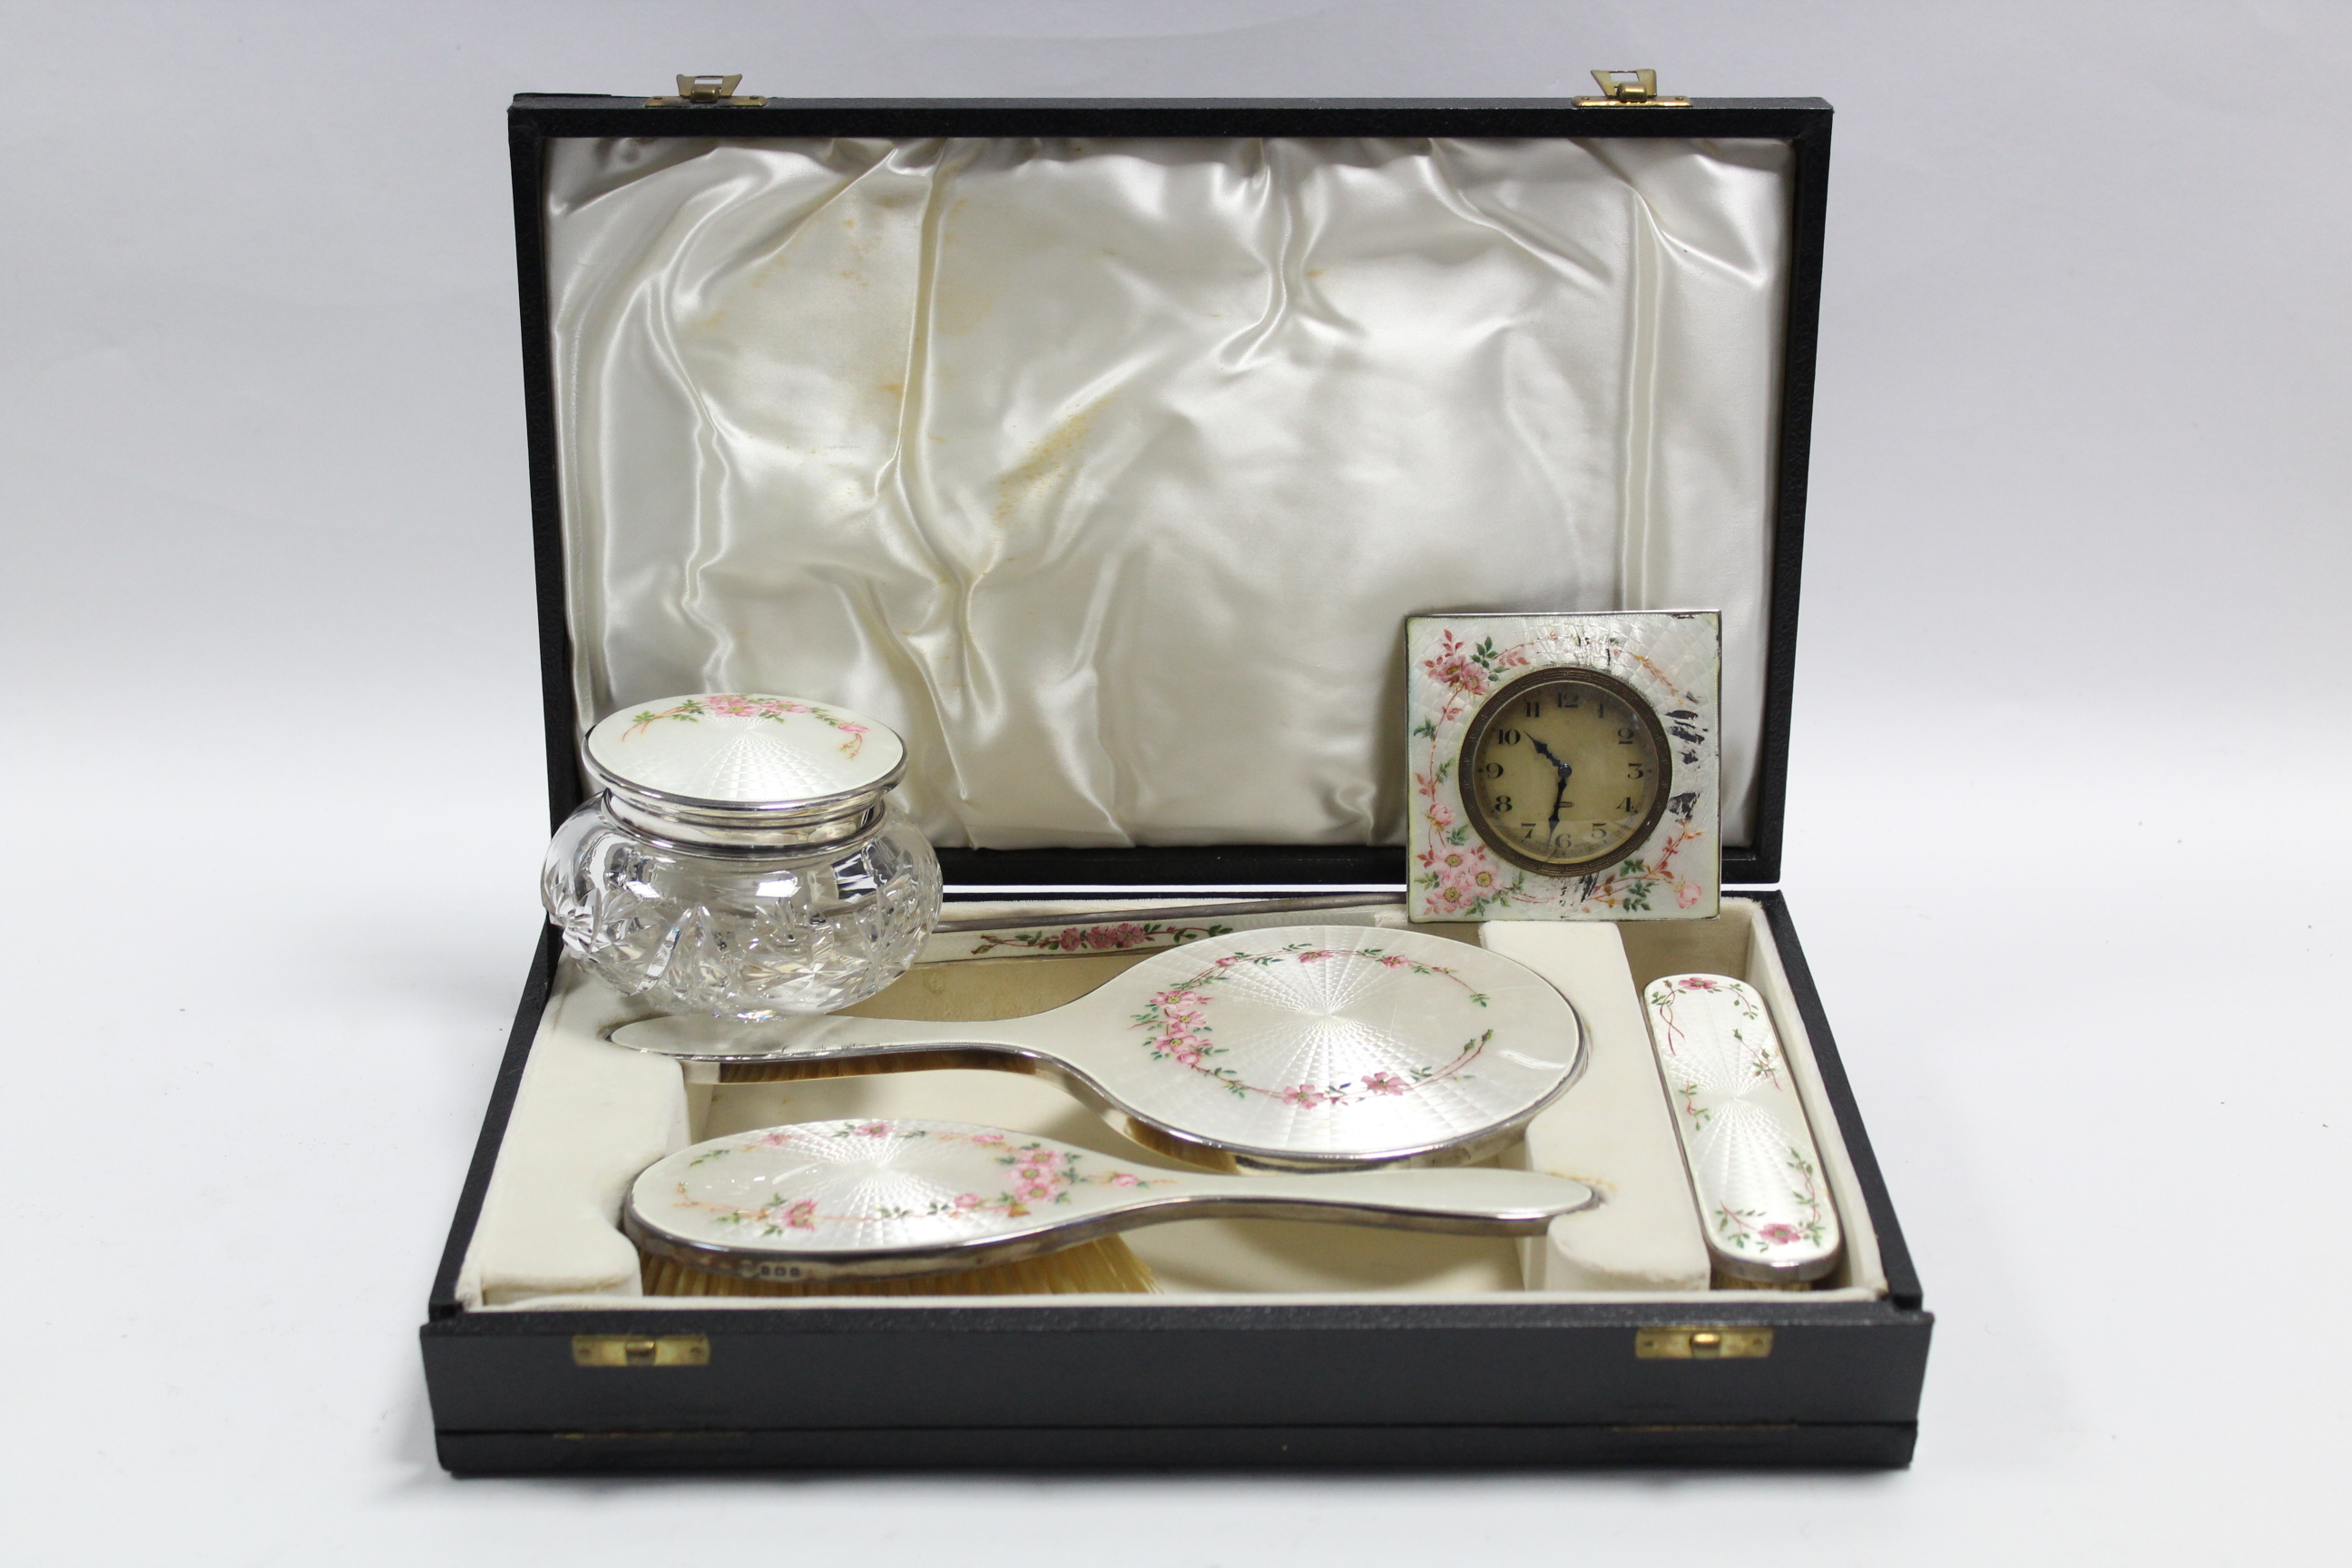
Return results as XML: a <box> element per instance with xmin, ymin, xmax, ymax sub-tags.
<box><xmin>624</xmin><ymin>1118</ymin><xmax>1597</xmax><ymax>1283</ymax></box>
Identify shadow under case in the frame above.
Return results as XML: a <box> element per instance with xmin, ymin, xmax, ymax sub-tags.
<box><xmin>422</xmin><ymin>91</ymin><xmax>1931</xmax><ymax>1473</ymax></box>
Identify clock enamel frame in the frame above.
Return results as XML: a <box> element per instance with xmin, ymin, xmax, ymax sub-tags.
<box><xmin>1407</xmin><ymin>611</ymin><xmax>1721</xmax><ymax>923</ymax></box>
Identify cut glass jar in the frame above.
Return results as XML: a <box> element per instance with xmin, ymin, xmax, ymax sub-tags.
<box><xmin>543</xmin><ymin>693</ymin><xmax>942</xmax><ymax>1020</ymax></box>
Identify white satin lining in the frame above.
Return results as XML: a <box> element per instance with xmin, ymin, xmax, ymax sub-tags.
<box><xmin>544</xmin><ymin>136</ymin><xmax>1789</xmax><ymax>851</ymax></box>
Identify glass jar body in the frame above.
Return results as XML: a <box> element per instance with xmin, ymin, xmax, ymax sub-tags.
<box><xmin>542</xmin><ymin>795</ymin><xmax>942</xmax><ymax>1020</ymax></box>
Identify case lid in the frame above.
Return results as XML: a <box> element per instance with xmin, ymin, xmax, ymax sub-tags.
<box><xmin>509</xmin><ymin>97</ymin><xmax>1829</xmax><ymax>887</ymax></box>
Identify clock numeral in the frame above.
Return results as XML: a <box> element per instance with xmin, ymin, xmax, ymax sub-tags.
<box><xmin>1617</xmin><ymin>796</ymin><xmax>1638</xmax><ymax>813</ymax></box>
<box><xmin>1523</xmin><ymin>700</ymin><xmax>1543</xmax><ymax>719</ymax></box>
<box><xmin>1479</xmin><ymin>761</ymin><xmax>1504</xmax><ymax>779</ymax></box>
<box><xmin>1626</xmin><ymin>762</ymin><xmax>1645</xmax><ymax>779</ymax></box>
<box><xmin>1617</xmin><ymin>727</ymin><xmax>1637</xmax><ymax>744</ymax></box>
<box><xmin>1555</xmin><ymin>690</ymin><xmax>1580</xmax><ymax>710</ymax></box>
<box><xmin>1491</xmin><ymin>795</ymin><xmax>1514</xmax><ymax>813</ymax></box>
<box><xmin>1496</xmin><ymin>728</ymin><xmax>1522</xmax><ymax>745</ymax></box>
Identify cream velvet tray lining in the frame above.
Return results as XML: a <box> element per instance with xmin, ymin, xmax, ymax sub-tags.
<box><xmin>544</xmin><ymin>135</ymin><xmax>1790</xmax><ymax>852</ymax></box>
<box><xmin>454</xmin><ymin>898</ymin><xmax>1886</xmax><ymax>1311</ymax></box>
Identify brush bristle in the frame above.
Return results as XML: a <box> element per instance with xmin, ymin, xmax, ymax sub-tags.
<box><xmin>1711</xmin><ymin>1270</ymin><xmax>1815</xmax><ymax>1292</ymax></box>
<box><xmin>641</xmin><ymin>1236</ymin><xmax>1158</xmax><ymax>1297</ymax></box>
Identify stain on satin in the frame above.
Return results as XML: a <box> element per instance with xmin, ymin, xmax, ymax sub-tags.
<box><xmin>930</xmin><ymin>199</ymin><xmax>1004</xmax><ymax>338</ymax></box>
<box><xmin>994</xmin><ymin>396</ymin><xmax>1108</xmax><ymax>530</ymax></box>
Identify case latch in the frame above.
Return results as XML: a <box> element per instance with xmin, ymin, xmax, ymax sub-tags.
<box><xmin>1634</xmin><ymin>1326</ymin><xmax>1773</xmax><ymax>1359</ymax></box>
<box><xmin>1575</xmin><ymin>69</ymin><xmax>1692</xmax><ymax>108</ymax></box>
<box><xmin>573</xmin><ymin>1334</ymin><xmax>710</xmax><ymax>1367</ymax></box>
<box><xmin>649</xmin><ymin>74</ymin><xmax>767</xmax><ymax>107</ymax></box>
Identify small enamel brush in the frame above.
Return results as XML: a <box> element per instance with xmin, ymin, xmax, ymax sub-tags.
<box><xmin>1641</xmin><ymin>974</ymin><xmax>1842</xmax><ymax>1289</ymax></box>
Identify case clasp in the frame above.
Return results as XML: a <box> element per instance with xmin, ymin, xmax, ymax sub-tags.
<box><xmin>649</xmin><ymin>74</ymin><xmax>766</xmax><ymax>107</ymax></box>
<box><xmin>1575</xmin><ymin>69</ymin><xmax>1692</xmax><ymax>108</ymax></box>
<box><xmin>1634</xmin><ymin>1326</ymin><xmax>1772</xmax><ymax>1360</ymax></box>
<box><xmin>573</xmin><ymin>1334</ymin><xmax>710</xmax><ymax>1367</ymax></box>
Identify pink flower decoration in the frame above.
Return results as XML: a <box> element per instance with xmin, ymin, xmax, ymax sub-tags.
<box><xmin>1377</xmin><ymin>954</ymin><xmax>1410</xmax><ymax>967</ymax></box>
<box><xmin>1279</xmin><ymin>1084</ymin><xmax>1328</xmax><ymax>1109</ymax></box>
<box><xmin>1012</xmin><ymin>1164</ymin><xmax>1063</xmax><ymax>1191</ymax></box>
<box><xmin>1361</xmin><ymin>1071</ymin><xmax>1406</xmax><ymax>1096</ymax></box>
<box><xmin>1677</xmin><ymin>883</ymin><xmax>1701</xmax><ymax>909</ymax></box>
<box><xmin>783</xmin><ymin>1200</ymin><xmax>818</xmax><ymax>1230</ymax></box>
<box><xmin>1425</xmin><ymin>652</ymin><xmax>1486</xmax><ymax>695</ymax></box>
<box><xmin>952</xmin><ymin>1192</ymin><xmax>981</xmax><ymax>1210</ymax></box>
<box><xmin>1759</xmin><ymin>1223</ymin><xmax>1804</xmax><ymax>1245</ymax></box>
<box><xmin>1678</xmin><ymin>976</ymin><xmax>1719</xmax><ymax>991</ymax></box>
<box><xmin>854</xmin><ymin>1121</ymin><xmax>889</xmax><ymax>1137</ymax></box>
<box><xmin>1172</xmin><ymin>1046</ymin><xmax>1203</xmax><ymax>1068</ymax></box>
<box><xmin>1109</xmin><ymin>1172</ymin><xmax>1140</xmax><ymax>1187</ymax></box>
<box><xmin>1298</xmin><ymin>950</ymin><xmax>1337</xmax><ymax>963</ymax></box>
<box><xmin>968</xmin><ymin>1132</ymin><xmax>1005</xmax><ymax>1145</ymax></box>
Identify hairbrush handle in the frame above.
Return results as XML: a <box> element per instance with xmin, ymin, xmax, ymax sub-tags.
<box><xmin>1147</xmin><ymin>1165</ymin><xmax>1597</xmax><ymax>1234</ymax></box>
<box><xmin>612</xmin><ymin>1009</ymin><xmax>1050</xmax><ymax>1061</ymax></box>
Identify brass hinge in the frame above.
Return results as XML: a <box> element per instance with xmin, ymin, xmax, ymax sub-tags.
<box><xmin>1575</xmin><ymin>69</ymin><xmax>1692</xmax><ymax>108</ymax></box>
<box><xmin>648</xmin><ymin>74</ymin><xmax>768</xmax><ymax>107</ymax></box>
<box><xmin>1635</xmin><ymin>1326</ymin><xmax>1773</xmax><ymax>1360</ymax></box>
<box><xmin>573</xmin><ymin>1333</ymin><xmax>710</xmax><ymax>1367</ymax></box>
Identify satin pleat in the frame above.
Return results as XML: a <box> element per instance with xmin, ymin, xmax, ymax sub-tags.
<box><xmin>545</xmin><ymin>136</ymin><xmax>1789</xmax><ymax>850</ymax></box>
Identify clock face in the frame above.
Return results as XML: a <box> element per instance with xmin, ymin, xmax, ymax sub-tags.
<box><xmin>1457</xmin><ymin>668</ymin><xmax>1672</xmax><ymax>876</ymax></box>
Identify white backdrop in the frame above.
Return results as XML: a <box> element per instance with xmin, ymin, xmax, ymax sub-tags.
<box><xmin>3</xmin><ymin>3</ymin><xmax>2346</xmax><ymax>1563</ymax></box>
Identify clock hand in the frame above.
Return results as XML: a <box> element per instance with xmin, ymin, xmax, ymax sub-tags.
<box><xmin>1528</xmin><ymin>738</ymin><xmax>1574</xmax><ymax>778</ymax></box>
<box><xmin>1528</xmin><ymin>739</ymin><xmax>1575</xmax><ymax>833</ymax></box>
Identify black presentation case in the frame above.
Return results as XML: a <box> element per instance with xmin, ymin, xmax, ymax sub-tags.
<box><xmin>421</xmin><ymin>91</ymin><xmax>1931</xmax><ymax>1473</ymax></box>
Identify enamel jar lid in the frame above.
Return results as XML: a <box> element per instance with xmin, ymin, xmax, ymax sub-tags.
<box><xmin>583</xmin><ymin>692</ymin><xmax>908</xmax><ymax>847</ymax></box>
